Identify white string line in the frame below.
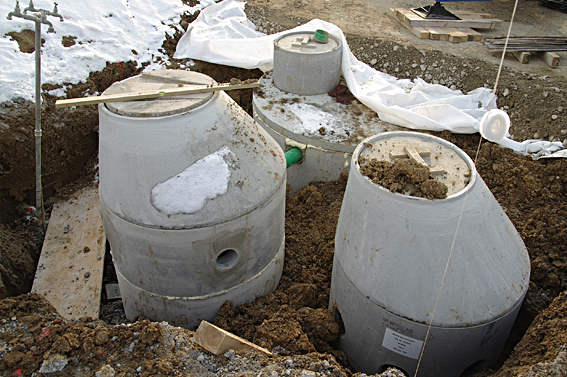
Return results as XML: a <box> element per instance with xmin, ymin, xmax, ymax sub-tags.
<box><xmin>490</xmin><ymin>0</ymin><xmax>520</xmax><ymax>111</ymax></box>
<box><xmin>413</xmin><ymin>1</ymin><xmax>520</xmax><ymax>375</ymax></box>
<box><xmin>413</xmin><ymin>137</ymin><xmax>482</xmax><ymax>376</ymax></box>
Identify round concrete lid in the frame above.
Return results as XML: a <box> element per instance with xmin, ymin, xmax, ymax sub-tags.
<box><xmin>274</xmin><ymin>31</ymin><xmax>340</xmax><ymax>54</ymax></box>
<box><xmin>104</xmin><ymin>70</ymin><xmax>215</xmax><ymax>117</ymax></box>
<box><xmin>253</xmin><ymin>73</ymin><xmax>406</xmax><ymax>152</ymax></box>
<box><xmin>357</xmin><ymin>132</ymin><xmax>473</xmax><ymax>197</ymax></box>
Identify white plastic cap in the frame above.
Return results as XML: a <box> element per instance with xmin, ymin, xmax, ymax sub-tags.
<box><xmin>479</xmin><ymin>109</ymin><xmax>510</xmax><ymax>142</ymax></box>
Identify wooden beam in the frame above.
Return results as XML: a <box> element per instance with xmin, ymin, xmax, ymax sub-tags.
<box><xmin>512</xmin><ymin>51</ymin><xmax>531</xmax><ymax>64</ymax></box>
<box><xmin>536</xmin><ymin>51</ymin><xmax>560</xmax><ymax>68</ymax></box>
<box><xmin>193</xmin><ymin>321</ymin><xmax>273</xmax><ymax>356</ymax></box>
<box><xmin>458</xmin><ymin>27</ymin><xmax>483</xmax><ymax>42</ymax></box>
<box><xmin>428</xmin><ymin>27</ymin><xmax>449</xmax><ymax>41</ymax></box>
<box><xmin>411</xmin><ymin>26</ymin><xmax>430</xmax><ymax>39</ymax></box>
<box><xmin>449</xmin><ymin>30</ymin><xmax>469</xmax><ymax>43</ymax></box>
<box><xmin>428</xmin><ymin>28</ymin><xmax>442</xmax><ymax>41</ymax></box>
<box><xmin>55</xmin><ymin>81</ymin><xmax>262</xmax><ymax>108</ymax></box>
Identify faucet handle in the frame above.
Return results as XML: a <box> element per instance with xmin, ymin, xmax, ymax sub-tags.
<box><xmin>14</xmin><ymin>0</ymin><xmax>22</xmax><ymax>14</ymax></box>
<box><xmin>53</xmin><ymin>2</ymin><xmax>58</xmax><ymax>14</ymax></box>
<box><xmin>24</xmin><ymin>0</ymin><xmax>36</xmax><ymax>14</ymax></box>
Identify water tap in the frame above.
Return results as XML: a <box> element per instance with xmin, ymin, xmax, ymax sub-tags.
<box><xmin>7</xmin><ymin>0</ymin><xmax>63</xmax><ymax>33</ymax></box>
<box><xmin>24</xmin><ymin>0</ymin><xmax>63</xmax><ymax>21</ymax></box>
<box><xmin>6</xmin><ymin>0</ymin><xmax>23</xmax><ymax>20</ymax></box>
<box><xmin>40</xmin><ymin>13</ymin><xmax>55</xmax><ymax>33</ymax></box>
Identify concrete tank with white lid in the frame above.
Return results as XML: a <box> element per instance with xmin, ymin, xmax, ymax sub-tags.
<box><xmin>98</xmin><ymin>69</ymin><xmax>286</xmax><ymax>329</ymax></box>
<box><xmin>329</xmin><ymin>131</ymin><xmax>530</xmax><ymax>376</ymax></box>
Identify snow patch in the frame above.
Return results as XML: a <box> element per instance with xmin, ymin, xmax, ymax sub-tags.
<box><xmin>0</xmin><ymin>0</ymin><xmax>217</xmax><ymax>104</ymax></box>
<box><xmin>151</xmin><ymin>147</ymin><xmax>234</xmax><ymax>215</ymax></box>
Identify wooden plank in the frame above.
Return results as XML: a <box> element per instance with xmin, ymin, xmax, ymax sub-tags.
<box><xmin>410</xmin><ymin>26</ymin><xmax>430</xmax><ymax>39</ymax></box>
<box><xmin>31</xmin><ymin>186</ymin><xmax>106</xmax><ymax>320</ymax></box>
<box><xmin>449</xmin><ymin>30</ymin><xmax>469</xmax><ymax>43</ymax></box>
<box><xmin>390</xmin><ymin>147</ymin><xmax>431</xmax><ymax>159</ymax></box>
<box><xmin>390</xmin><ymin>9</ymin><xmax>429</xmax><ymax>38</ymax></box>
<box><xmin>430</xmin><ymin>166</ymin><xmax>447</xmax><ymax>175</ymax></box>
<box><xmin>55</xmin><ymin>81</ymin><xmax>262</xmax><ymax>108</ymax></box>
<box><xmin>458</xmin><ymin>27</ymin><xmax>483</xmax><ymax>42</ymax></box>
<box><xmin>429</xmin><ymin>27</ymin><xmax>449</xmax><ymax>41</ymax></box>
<box><xmin>513</xmin><ymin>51</ymin><xmax>531</xmax><ymax>64</ymax></box>
<box><xmin>453</xmin><ymin>10</ymin><xmax>494</xmax><ymax>19</ymax></box>
<box><xmin>193</xmin><ymin>321</ymin><xmax>274</xmax><ymax>356</ymax></box>
<box><xmin>397</xmin><ymin>8</ymin><xmax>423</xmax><ymax>21</ymax></box>
<box><xmin>536</xmin><ymin>51</ymin><xmax>560</xmax><ymax>68</ymax></box>
<box><xmin>428</xmin><ymin>28</ymin><xmax>442</xmax><ymax>41</ymax></box>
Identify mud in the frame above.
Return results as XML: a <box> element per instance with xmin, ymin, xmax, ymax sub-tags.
<box><xmin>358</xmin><ymin>157</ymin><xmax>448</xmax><ymax>199</ymax></box>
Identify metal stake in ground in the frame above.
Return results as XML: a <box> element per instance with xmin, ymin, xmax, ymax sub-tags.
<box><xmin>6</xmin><ymin>0</ymin><xmax>63</xmax><ymax>229</ymax></box>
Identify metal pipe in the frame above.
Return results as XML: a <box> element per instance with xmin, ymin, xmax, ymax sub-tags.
<box><xmin>34</xmin><ymin>18</ymin><xmax>45</xmax><ymax>229</ymax></box>
<box><xmin>6</xmin><ymin>1</ymin><xmax>62</xmax><ymax>229</ymax></box>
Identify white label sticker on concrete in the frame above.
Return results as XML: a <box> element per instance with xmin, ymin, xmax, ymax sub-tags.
<box><xmin>382</xmin><ymin>327</ymin><xmax>424</xmax><ymax>359</ymax></box>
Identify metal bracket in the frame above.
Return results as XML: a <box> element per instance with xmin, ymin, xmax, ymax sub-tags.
<box><xmin>412</xmin><ymin>2</ymin><xmax>461</xmax><ymax>20</ymax></box>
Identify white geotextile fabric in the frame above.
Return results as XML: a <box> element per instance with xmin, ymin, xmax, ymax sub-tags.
<box><xmin>174</xmin><ymin>0</ymin><xmax>565</xmax><ymax>159</ymax></box>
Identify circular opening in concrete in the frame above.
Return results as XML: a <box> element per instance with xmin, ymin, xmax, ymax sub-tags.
<box><xmin>379</xmin><ymin>365</ymin><xmax>408</xmax><ymax>376</ymax></box>
<box><xmin>216</xmin><ymin>249</ymin><xmax>239</xmax><ymax>271</ymax></box>
<box><xmin>461</xmin><ymin>359</ymin><xmax>488</xmax><ymax>376</ymax></box>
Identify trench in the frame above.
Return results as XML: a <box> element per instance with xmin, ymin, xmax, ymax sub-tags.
<box><xmin>1</xmin><ymin>49</ymin><xmax>566</xmax><ymax>377</ymax></box>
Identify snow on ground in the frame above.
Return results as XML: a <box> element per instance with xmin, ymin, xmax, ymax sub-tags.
<box><xmin>0</xmin><ymin>0</ymin><xmax>216</xmax><ymax>104</ymax></box>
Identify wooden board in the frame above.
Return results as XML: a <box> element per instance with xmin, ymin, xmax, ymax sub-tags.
<box><xmin>55</xmin><ymin>81</ymin><xmax>261</xmax><ymax>108</ymax></box>
<box><xmin>447</xmin><ymin>29</ymin><xmax>469</xmax><ymax>43</ymax></box>
<box><xmin>427</xmin><ymin>27</ymin><xmax>448</xmax><ymax>41</ymax></box>
<box><xmin>536</xmin><ymin>51</ymin><xmax>560</xmax><ymax>68</ymax></box>
<box><xmin>459</xmin><ymin>28</ymin><xmax>483</xmax><ymax>42</ymax></box>
<box><xmin>410</xmin><ymin>26</ymin><xmax>430</xmax><ymax>39</ymax></box>
<box><xmin>193</xmin><ymin>321</ymin><xmax>273</xmax><ymax>356</ymax></box>
<box><xmin>513</xmin><ymin>51</ymin><xmax>531</xmax><ymax>64</ymax></box>
<box><xmin>32</xmin><ymin>186</ymin><xmax>106</xmax><ymax>320</ymax></box>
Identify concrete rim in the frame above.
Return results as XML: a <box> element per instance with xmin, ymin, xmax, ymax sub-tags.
<box><xmin>352</xmin><ymin>131</ymin><xmax>478</xmax><ymax>202</ymax></box>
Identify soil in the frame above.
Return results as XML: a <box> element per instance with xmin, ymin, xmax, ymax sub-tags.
<box><xmin>358</xmin><ymin>157</ymin><xmax>448</xmax><ymax>199</ymax></box>
<box><xmin>1</xmin><ymin>0</ymin><xmax>567</xmax><ymax>376</ymax></box>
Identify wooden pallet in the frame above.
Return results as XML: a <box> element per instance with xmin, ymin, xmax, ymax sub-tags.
<box><xmin>391</xmin><ymin>8</ymin><xmax>502</xmax><ymax>42</ymax></box>
<box><xmin>31</xmin><ymin>186</ymin><xmax>106</xmax><ymax>320</ymax></box>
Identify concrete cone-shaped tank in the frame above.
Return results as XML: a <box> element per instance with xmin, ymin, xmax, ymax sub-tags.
<box><xmin>98</xmin><ymin>70</ymin><xmax>286</xmax><ymax>329</ymax></box>
<box><xmin>329</xmin><ymin>132</ymin><xmax>530</xmax><ymax>377</ymax></box>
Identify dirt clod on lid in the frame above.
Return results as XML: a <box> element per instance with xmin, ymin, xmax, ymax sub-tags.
<box><xmin>359</xmin><ymin>156</ymin><xmax>448</xmax><ymax>200</ymax></box>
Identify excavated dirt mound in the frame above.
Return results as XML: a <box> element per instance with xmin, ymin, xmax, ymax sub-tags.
<box><xmin>1</xmin><ymin>0</ymin><xmax>567</xmax><ymax>376</ymax></box>
<box><xmin>0</xmin><ymin>294</ymin><xmax>355</xmax><ymax>377</ymax></box>
<box><xmin>213</xmin><ymin>179</ymin><xmax>347</xmax><ymax>362</ymax></box>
